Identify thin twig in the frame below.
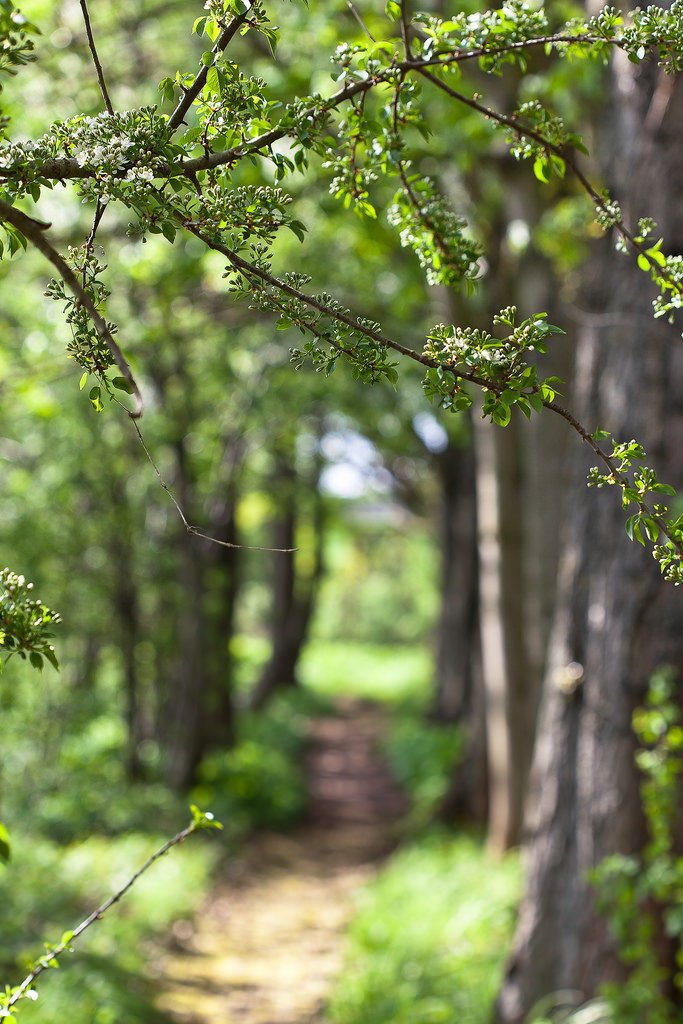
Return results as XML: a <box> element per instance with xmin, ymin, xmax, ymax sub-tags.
<box><xmin>346</xmin><ymin>1</ymin><xmax>376</xmax><ymax>43</ymax></box>
<box><xmin>130</xmin><ymin>419</ymin><xmax>296</xmax><ymax>553</ymax></box>
<box><xmin>0</xmin><ymin>199</ymin><xmax>143</xmax><ymax>417</ymax></box>
<box><xmin>6</xmin><ymin>821</ymin><xmax>199</xmax><ymax>1010</ymax></box>
<box><xmin>82</xmin><ymin>198</ymin><xmax>107</xmax><ymax>290</ymax></box>
<box><xmin>79</xmin><ymin>0</ymin><xmax>114</xmax><ymax>115</ymax></box>
<box><xmin>399</xmin><ymin>0</ymin><xmax>411</xmax><ymax>59</ymax></box>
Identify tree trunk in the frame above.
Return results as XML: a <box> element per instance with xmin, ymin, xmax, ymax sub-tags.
<box><xmin>431</xmin><ymin>432</ymin><xmax>488</xmax><ymax>825</ymax></box>
<box><xmin>200</xmin><ymin>492</ymin><xmax>241</xmax><ymax>750</ymax></box>
<box><xmin>497</xmin><ymin>56</ymin><xmax>683</xmax><ymax>1022</ymax></box>
<box><xmin>249</xmin><ymin>446</ymin><xmax>325</xmax><ymax>711</ymax></box>
<box><xmin>163</xmin><ymin>437</ymin><xmax>206</xmax><ymax>789</ymax></box>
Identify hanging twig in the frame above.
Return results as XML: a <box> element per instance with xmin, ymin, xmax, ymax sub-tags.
<box><xmin>79</xmin><ymin>0</ymin><xmax>114</xmax><ymax>115</ymax></box>
<box><xmin>130</xmin><ymin>418</ymin><xmax>296</xmax><ymax>553</ymax></box>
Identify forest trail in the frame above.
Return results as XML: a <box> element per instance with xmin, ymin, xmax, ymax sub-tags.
<box><xmin>155</xmin><ymin>698</ymin><xmax>408</xmax><ymax>1024</ymax></box>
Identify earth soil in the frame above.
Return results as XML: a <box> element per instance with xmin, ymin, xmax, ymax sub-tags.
<box><xmin>155</xmin><ymin>698</ymin><xmax>408</xmax><ymax>1024</ymax></box>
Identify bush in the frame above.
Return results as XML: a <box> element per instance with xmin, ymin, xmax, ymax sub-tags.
<box><xmin>191</xmin><ymin>694</ymin><xmax>310</xmax><ymax>832</ymax></box>
<box><xmin>383</xmin><ymin>715</ymin><xmax>465</xmax><ymax>827</ymax></box>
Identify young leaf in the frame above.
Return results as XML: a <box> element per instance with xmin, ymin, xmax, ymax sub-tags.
<box><xmin>0</xmin><ymin>821</ymin><xmax>10</xmax><ymax>864</ymax></box>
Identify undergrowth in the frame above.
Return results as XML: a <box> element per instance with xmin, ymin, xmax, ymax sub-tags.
<box><xmin>327</xmin><ymin>831</ymin><xmax>521</xmax><ymax>1024</ymax></box>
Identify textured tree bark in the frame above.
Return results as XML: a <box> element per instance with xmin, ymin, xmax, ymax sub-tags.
<box><xmin>497</xmin><ymin>58</ymin><xmax>683</xmax><ymax>1023</ymax></box>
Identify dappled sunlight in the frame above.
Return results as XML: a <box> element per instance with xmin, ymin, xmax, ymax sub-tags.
<box><xmin>155</xmin><ymin>702</ymin><xmax>407</xmax><ymax>1024</ymax></box>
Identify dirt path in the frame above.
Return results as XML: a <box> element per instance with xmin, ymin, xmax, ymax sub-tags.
<box><xmin>155</xmin><ymin>699</ymin><xmax>407</xmax><ymax>1024</ymax></box>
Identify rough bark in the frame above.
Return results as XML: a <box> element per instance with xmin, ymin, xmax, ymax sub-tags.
<box><xmin>497</xmin><ymin>57</ymin><xmax>683</xmax><ymax>1022</ymax></box>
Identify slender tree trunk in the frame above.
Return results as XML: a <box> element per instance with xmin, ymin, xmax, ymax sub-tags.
<box><xmin>249</xmin><ymin>446</ymin><xmax>325</xmax><ymax>710</ymax></box>
<box><xmin>201</xmin><ymin>480</ymin><xmax>242</xmax><ymax>749</ymax></box>
<box><xmin>431</xmin><ymin>432</ymin><xmax>488</xmax><ymax>824</ymax></box>
<box><xmin>475</xmin><ymin>411</ymin><xmax>537</xmax><ymax>852</ymax></box>
<box><xmin>497</xmin><ymin>57</ymin><xmax>683</xmax><ymax>1022</ymax></box>
<box><xmin>163</xmin><ymin>437</ymin><xmax>206</xmax><ymax>789</ymax></box>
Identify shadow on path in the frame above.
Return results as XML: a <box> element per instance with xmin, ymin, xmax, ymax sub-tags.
<box><xmin>155</xmin><ymin>698</ymin><xmax>408</xmax><ymax>1024</ymax></box>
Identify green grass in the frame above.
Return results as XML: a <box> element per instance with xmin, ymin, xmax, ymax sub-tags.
<box><xmin>1</xmin><ymin>829</ymin><xmax>218</xmax><ymax>1024</ymax></box>
<box><xmin>327</xmin><ymin>832</ymin><xmax>521</xmax><ymax>1024</ymax></box>
<box><xmin>299</xmin><ymin>639</ymin><xmax>433</xmax><ymax>707</ymax></box>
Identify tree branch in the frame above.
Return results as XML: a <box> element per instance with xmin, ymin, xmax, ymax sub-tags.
<box><xmin>182</xmin><ymin>222</ymin><xmax>683</xmax><ymax>561</ymax></box>
<box><xmin>416</xmin><ymin>66</ymin><xmax>683</xmax><ymax>302</ymax></box>
<box><xmin>0</xmin><ymin>199</ymin><xmax>143</xmax><ymax>418</ymax></box>
<box><xmin>5</xmin><ymin>819</ymin><xmax>202</xmax><ymax>1012</ymax></box>
<box><xmin>79</xmin><ymin>0</ymin><xmax>114</xmax><ymax>115</ymax></box>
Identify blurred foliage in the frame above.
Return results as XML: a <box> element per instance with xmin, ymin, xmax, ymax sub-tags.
<box><xmin>191</xmin><ymin>693</ymin><xmax>312</xmax><ymax>831</ymax></box>
<box><xmin>328</xmin><ymin>832</ymin><xmax>521</xmax><ymax>1024</ymax></box>
<box><xmin>383</xmin><ymin>716</ymin><xmax>465</xmax><ymax>829</ymax></box>
<box><xmin>589</xmin><ymin>668</ymin><xmax>683</xmax><ymax>1024</ymax></box>
<box><xmin>300</xmin><ymin>640</ymin><xmax>433</xmax><ymax>707</ymax></box>
<box><xmin>0</xmin><ymin>830</ymin><xmax>216</xmax><ymax>1024</ymax></box>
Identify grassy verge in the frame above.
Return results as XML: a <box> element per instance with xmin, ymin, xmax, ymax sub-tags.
<box><xmin>0</xmin><ymin>829</ymin><xmax>217</xmax><ymax>1024</ymax></box>
<box><xmin>299</xmin><ymin>639</ymin><xmax>433</xmax><ymax>707</ymax></box>
<box><xmin>328</xmin><ymin>831</ymin><xmax>521</xmax><ymax>1024</ymax></box>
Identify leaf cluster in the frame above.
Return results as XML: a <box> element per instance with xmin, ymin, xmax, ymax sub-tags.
<box><xmin>591</xmin><ymin>669</ymin><xmax>683</xmax><ymax>1022</ymax></box>
<box><xmin>0</xmin><ymin>567</ymin><xmax>60</xmax><ymax>672</ymax></box>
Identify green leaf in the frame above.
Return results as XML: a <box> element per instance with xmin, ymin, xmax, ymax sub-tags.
<box><xmin>44</xmin><ymin>647</ymin><xmax>59</xmax><ymax>671</ymax></box>
<box><xmin>550</xmin><ymin>154</ymin><xmax>566</xmax><ymax>179</ymax></box>
<box><xmin>112</xmin><ymin>376</ymin><xmax>133</xmax><ymax>394</ymax></box>
<box><xmin>533</xmin><ymin>157</ymin><xmax>550</xmax><ymax>184</ymax></box>
<box><xmin>29</xmin><ymin>651</ymin><xmax>43</xmax><ymax>670</ymax></box>
<box><xmin>205</xmin><ymin>17</ymin><xmax>221</xmax><ymax>43</ymax></box>
<box><xmin>645</xmin><ymin>241</ymin><xmax>667</xmax><ymax>267</ymax></box>
<box><xmin>79</xmin><ymin>372</ymin><xmax>87</xmax><ymax>390</ymax></box>
<box><xmin>492</xmin><ymin>403</ymin><xmax>511</xmax><ymax>427</ymax></box>
<box><xmin>0</xmin><ymin>821</ymin><xmax>10</xmax><ymax>864</ymax></box>
<box><xmin>190</xmin><ymin>804</ymin><xmax>223</xmax><ymax>831</ymax></box>
<box><xmin>637</xmin><ymin>253</ymin><xmax>651</xmax><ymax>272</ymax></box>
<box><xmin>88</xmin><ymin>385</ymin><xmax>104</xmax><ymax>413</ymax></box>
<box><xmin>287</xmin><ymin>220</ymin><xmax>307</xmax><ymax>242</ymax></box>
<box><xmin>385</xmin><ymin>0</ymin><xmax>401</xmax><ymax>20</ymax></box>
<box><xmin>158</xmin><ymin>76</ymin><xmax>175</xmax><ymax>102</ymax></box>
<box><xmin>206</xmin><ymin>65</ymin><xmax>220</xmax><ymax>95</ymax></box>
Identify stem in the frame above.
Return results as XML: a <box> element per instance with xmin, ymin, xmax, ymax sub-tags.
<box><xmin>6</xmin><ymin>822</ymin><xmax>199</xmax><ymax>1010</ymax></box>
<box><xmin>79</xmin><ymin>0</ymin><xmax>114</xmax><ymax>115</ymax></box>
<box><xmin>130</xmin><ymin>418</ymin><xmax>296</xmax><ymax>553</ymax></box>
